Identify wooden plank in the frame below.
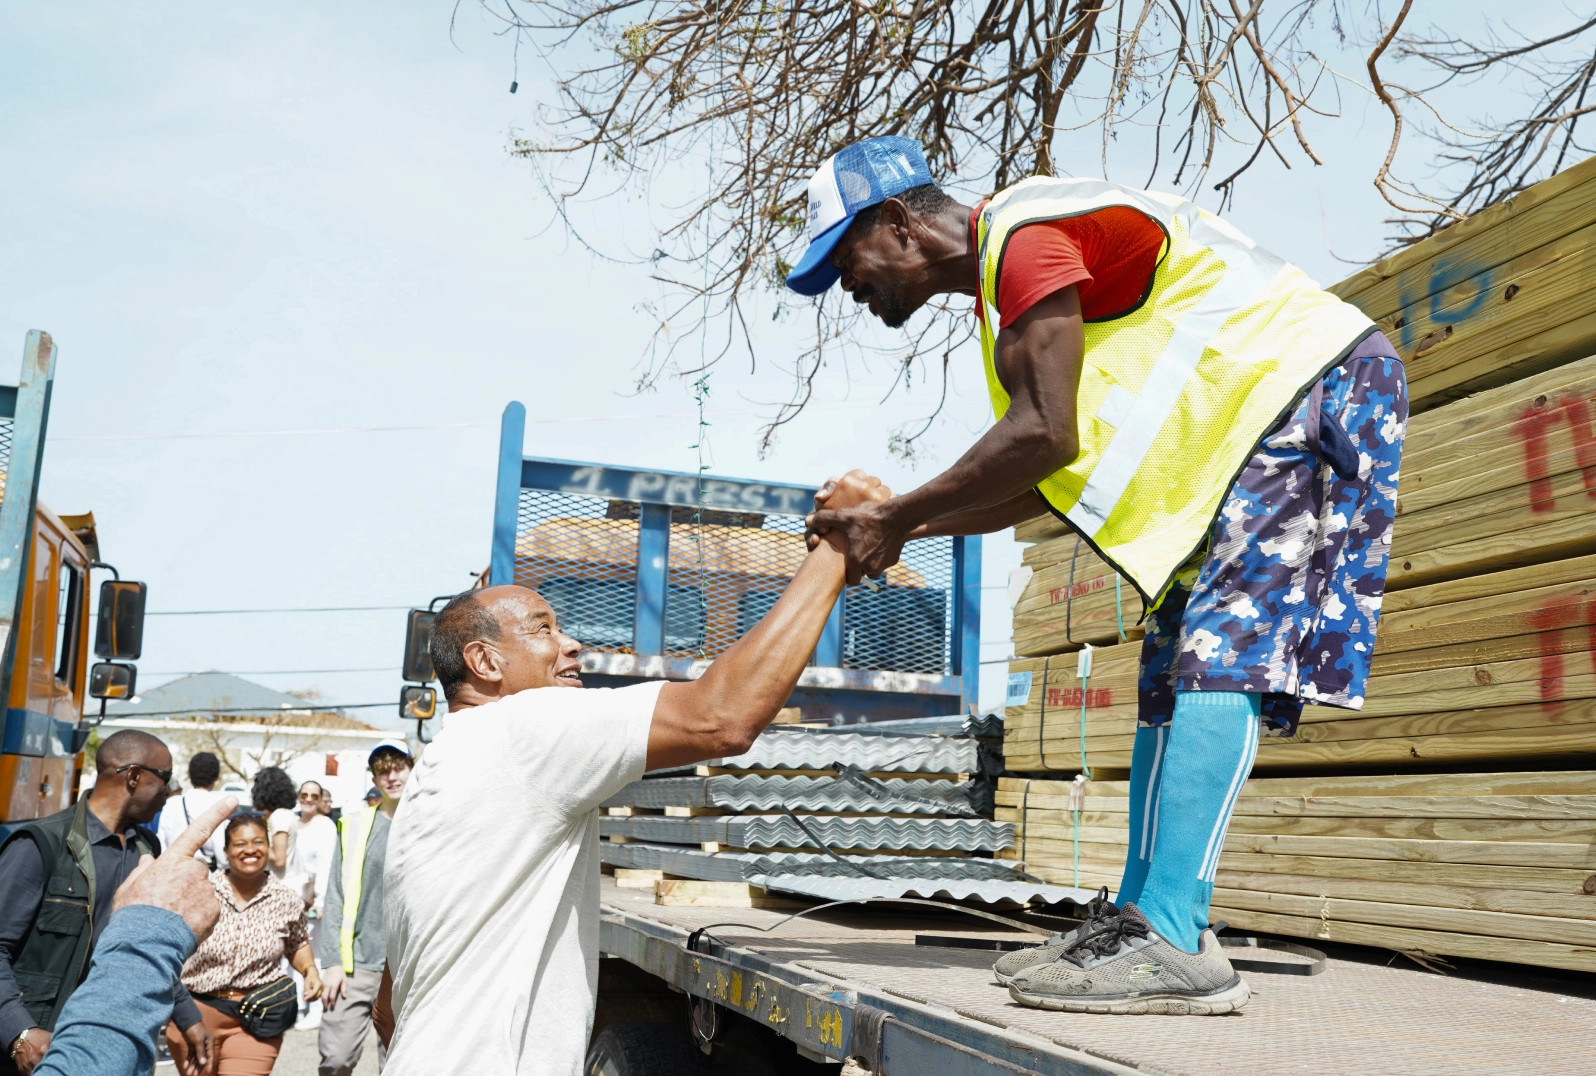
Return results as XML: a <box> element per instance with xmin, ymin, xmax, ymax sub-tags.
<box><xmin>1359</xmin><ymin>208</ymin><xmax>1596</xmax><ymax>403</ymax></box>
<box><xmin>614</xmin><ymin>868</ymin><xmax>666</xmax><ymax>888</ymax></box>
<box><xmin>1375</xmin><ymin>576</ymin><xmax>1596</xmax><ymax>651</ymax></box>
<box><xmin>664</xmin><ymin>806</ymin><xmax>735</xmax><ymax>817</ymax></box>
<box><xmin>604</xmin><ymin>806</ymin><xmax>663</xmax><ymax>817</ymax></box>
<box><xmin>1407</xmin><ymin>309</ymin><xmax>1596</xmax><ymax>410</ymax></box>
<box><xmin>1212</xmin><ymin>888</ymin><xmax>1596</xmax><ymax>948</ymax></box>
<box><xmin>1211</xmin><ymin>904</ymin><xmax>1596</xmax><ymax>973</ymax></box>
<box><xmin>1001</xmin><ymin>792</ymin><xmax>1596</xmax><ymax>820</ymax></box>
<box><xmin>1014</xmin><ymin>513</ymin><xmax>1071</xmax><ymax>545</ymax></box>
<box><xmin>1220</xmin><ymin>831</ymin><xmax>1596</xmax><ymax>869</ymax></box>
<box><xmin>653</xmin><ymin>880</ymin><xmax>809</xmax><ymax>909</ymax></box>
<box><xmin>1381</xmin><ymin>552</ymin><xmax>1596</xmax><ymax>613</ymax></box>
<box><xmin>1400</xmin><ymin>352</ymin><xmax>1596</xmax><ymax>458</ymax></box>
<box><xmin>1252</xmin><ymin>721</ymin><xmax>1596</xmax><ymax>767</ymax></box>
<box><xmin>1214</xmin><ymin>870</ymin><xmax>1596</xmax><ymax>921</ymax></box>
<box><xmin>1329</xmin><ymin>155</ymin><xmax>1596</xmax><ymax>316</ymax></box>
<box><xmin>1369</xmin><ymin>625</ymin><xmax>1596</xmax><ymax>677</ymax></box>
<box><xmin>1396</xmin><ymin>467</ymin><xmax>1596</xmax><ymax>545</ymax></box>
<box><xmin>1386</xmin><ymin>510</ymin><xmax>1596</xmax><ymax>590</ymax></box>
<box><xmin>1211</xmin><ymin>851</ymin><xmax>1593</xmax><ymax>893</ymax></box>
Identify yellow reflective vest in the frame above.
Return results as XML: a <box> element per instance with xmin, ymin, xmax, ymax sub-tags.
<box><xmin>336</xmin><ymin>805</ymin><xmax>379</xmax><ymax>974</ymax></box>
<box><xmin>976</xmin><ymin>177</ymin><xmax>1377</xmax><ymax>606</ymax></box>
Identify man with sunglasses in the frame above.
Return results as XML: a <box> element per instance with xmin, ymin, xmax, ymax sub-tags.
<box><xmin>0</xmin><ymin>730</ymin><xmax>213</xmax><ymax>1076</ymax></box>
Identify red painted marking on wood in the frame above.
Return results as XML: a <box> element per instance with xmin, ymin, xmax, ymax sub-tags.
<box><xmin>1048</xmin><ymin>577</ymin><xmax>1108</xmax><ymax>604</ymax></box>
<box><xmin>1515</xmin><ymin>406</ymin><xmax>1563</xmax><ymax>512</ymax></box>
<box><xmin>1560</xmin><ymin>397</ymin><xmax>1596</xmax><ymax>497</ymax></box>
<box><xmin>1514</xmin><ymin>395</ymin><xmax>1596</xmax><ymax>510</ymax></box>
<box><xmin>1046</xmin><ymin>686</ymin><xmax>1114</xmax><ymax>709</ymax></box>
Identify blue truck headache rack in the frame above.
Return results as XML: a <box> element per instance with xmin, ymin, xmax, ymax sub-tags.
<box><xmin>488</xmin><ymin>402</ymin><xmax>981</xmax><ymax>722</ymax></box>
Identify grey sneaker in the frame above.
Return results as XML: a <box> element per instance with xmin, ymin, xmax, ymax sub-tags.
<box><xmin>1006</xmin><ymin>903</ymin><xmax>1250</xmax><ymax>1015</ymax></box>
<box><xmin>992</xmin><ymin>887</ymin><xmax>1115</xmax><ymax>986</ymax></box>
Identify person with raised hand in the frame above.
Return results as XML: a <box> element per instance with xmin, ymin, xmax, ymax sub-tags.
<box><xmin>31</xmin><ymin>795</ymin><xmax>237</xmax><ymax>1076</ymax></box>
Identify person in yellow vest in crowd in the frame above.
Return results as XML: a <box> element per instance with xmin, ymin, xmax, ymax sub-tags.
<box><xmin>795</xmin><ymin>138</ymin><xmax>1406</xmax><ymax>1015</ymax></box>
<box><xmin>315</xmin><ymin>740</ymin><xmax>410</xmax><ymax>1073</ymax></box>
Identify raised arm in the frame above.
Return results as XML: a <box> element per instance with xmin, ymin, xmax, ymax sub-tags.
<box><xmin>646</xmin><ymin>471</ymin><xmax>889</xmax><ymax>770</ymax></box>
<box><xmin>811</xmin><ymin>287</ymin><xmax>1084</xmax><ymax>581</ymax></box>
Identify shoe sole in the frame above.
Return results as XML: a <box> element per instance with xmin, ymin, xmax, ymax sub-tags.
<box><xmin>1006</xmin><ymin>975</ymin><xmax>1251</xmax><ymax>1015</ymax></box>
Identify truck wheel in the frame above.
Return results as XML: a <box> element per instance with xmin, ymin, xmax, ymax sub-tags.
<box><xmin>586</xmin><ymin>1022</ymin><xmax>707</xmax><ymax>1076</ymax></box>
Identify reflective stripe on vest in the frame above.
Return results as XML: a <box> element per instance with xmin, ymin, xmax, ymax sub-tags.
<box><xmin>977</xmin><ymin>177</ymin><xmax>1376</xmax><ymax>605</ymax></box>
<box><xmin>338</xmin><ymin>805</ymin><xmax>379</xmax><ymax>974</ymax></box>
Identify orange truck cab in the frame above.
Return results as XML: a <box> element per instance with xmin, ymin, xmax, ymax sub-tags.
<box><xmin>0</xmin><ymin>332</ymin><xmax>146</xmax><ymax>836</ymax></box>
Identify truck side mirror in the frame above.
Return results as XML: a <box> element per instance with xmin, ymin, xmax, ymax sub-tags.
<box><xmin>400</xmin><ymin>685</ymin><xmax>436</xmax><ymax>720</ymax></box>
<box><xmin>95</xmin><ymin>580</ymin><xmax>148</xmax><ymax>660</ymax></box>
<box><xmin>402</xmin><ymin>610</ymin><xmax>435</xmax><ymax>683</ymax></box>
<box><xmin>89</xmin><ymin>661</ymin><xmax>137</xmax><ymax>700</ymax></box>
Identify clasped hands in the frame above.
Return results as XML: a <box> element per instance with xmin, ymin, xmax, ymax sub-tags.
<box><xmin>804</xmin><ymin>469</ymin><xmax>907</xmax><ymax>586</ymax></box>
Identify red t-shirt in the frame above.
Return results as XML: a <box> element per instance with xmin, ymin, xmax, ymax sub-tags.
<box><xmin>971</xmin><ymin>202</ymin><xmax>1166</xmax><ymax>328</ymax></box>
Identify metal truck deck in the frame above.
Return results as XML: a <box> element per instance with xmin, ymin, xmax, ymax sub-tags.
<box><xmin>599</xmin><ymin>876</ymin><xmax>1594</xmax><ymax>1075</ymax></box>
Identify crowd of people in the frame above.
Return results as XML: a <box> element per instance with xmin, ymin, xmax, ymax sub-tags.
<box><xmin>0</xmin><ymin>733</ymin><xmax>415</xmax><ymax>1076</ymax></box>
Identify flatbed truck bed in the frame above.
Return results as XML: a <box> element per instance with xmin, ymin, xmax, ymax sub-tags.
<box><xmin>597</xmin><ymin>876</ymin><xmax>1593</xmax><ymax>1075</ymax></box>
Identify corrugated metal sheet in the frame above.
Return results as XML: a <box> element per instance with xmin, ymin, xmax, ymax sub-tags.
<box><xmin>761</xmin><ymin>874</ymin><xmax>1097</xmax><ymax>908</ymax></box>
<box><xmin>816</xmin><ymin>713</ymin><xmax>1004</xmax><ymax>739</ymax></box>
<box><xmin>599</xmin><ymin>814</ymin><xmax>1013</xmax><ymax>851</ymax></box>
<box><xmin>690</xmin><ymin>728</ymin><xmax>989</xmax><ymax>774</ymax></box>
<box><xmin>602</xmin><ymin>774</ymin><xmax>990</xmax><ymax>817</ymax></box>
<box><xmin>600</xmin><ymin>841</ymin><xmax>1030</xmax><ymax>883</ymax></box>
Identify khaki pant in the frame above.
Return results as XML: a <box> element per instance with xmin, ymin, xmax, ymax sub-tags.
<box><xmin>318</xmin><ymin>967</ymin><xmax>387</xmax><ymax>1076</ymax></box>
<box><xmin>166</xmin><ymin>1001</ymin><xmax>281</xmax><ymax>1076</ymax></box>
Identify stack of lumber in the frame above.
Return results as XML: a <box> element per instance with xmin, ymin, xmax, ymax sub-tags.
<box><xmin>1010</xmin><ymin>517</ymin><xmax>1145</xmax><ymax>657</ymax></box>
<box><xmin>995</xmin><ymin>772</ymin><xmax>1596</xmax><ymax>974</ymax></box>
<box><xmin>1329</xmin><ymin>152</ymin><xmax>1596</xmax><ymax>410</ymax></box>
<box><xmin>1006</xmin><ymin>347</ymin><xmax>1596</xmax><ymax>773</ymax></box>
<box><xmin>1005</xmin><ymin>549</ymin><xmax>1596</xmax><ymax>772</ymax></box>
<box><xmin>598</xmin><ymin>724</ymin><xmax>1028</xmax><ymax>902</ymax></box>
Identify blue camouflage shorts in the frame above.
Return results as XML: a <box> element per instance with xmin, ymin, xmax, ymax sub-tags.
<box><xmin>1138</xmin><ymin>331</ymin><xmax>1407</xmax><ymax>736</ymax></box>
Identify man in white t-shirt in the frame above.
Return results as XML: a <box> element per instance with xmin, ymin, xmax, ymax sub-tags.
<box><xmin>156</xmin><ymin>751</ymin><xmax>228</xmax><ymax>870</ymax></box>
<box><xmin>382</xmin><ymin>470</ymin><xmax>887</xmax><ymax>1076</ymax></box>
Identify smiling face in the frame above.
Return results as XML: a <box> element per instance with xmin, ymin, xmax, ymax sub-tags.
<box><xmin>476</xmin><ymin>587</ymin><xmax>585</xmax><ymax>692</ymax></box>
<box><xmin>225</xmin><ymin>819</ymin><xmax>270</xmax><ymax>878</ymax></box>
<box><xmin>370</xmin><ymin>753</ymin><xmax>412</xmax><ymax>803</ymax></box>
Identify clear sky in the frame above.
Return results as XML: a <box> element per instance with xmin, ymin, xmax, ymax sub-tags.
<box><xmin>0</xmin><ymin>1</ymin><xmax>1550</xmax><ymax>728</ymax></box>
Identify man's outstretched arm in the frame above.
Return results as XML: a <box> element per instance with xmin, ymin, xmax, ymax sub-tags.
<box><xmin>646</xmin><ymin>471</ymin><xmax>888</xmax><ymax>771</ymax></box>
<box><xmin>811</xmin><ymin>288</ymin><xmax>1084</xmax><ymax>581</ymax></box>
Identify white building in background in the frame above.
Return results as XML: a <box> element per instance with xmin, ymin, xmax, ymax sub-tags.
<box><xmin>97</xmin><ymin>671</ymin><xmax>399</xmax><ymax>810</ymax></box>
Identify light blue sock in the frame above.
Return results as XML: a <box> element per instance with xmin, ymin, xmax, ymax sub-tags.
<box><xmin>1135</xmin><ymin>691</ymin><xmax>1260</xmax><ymax>953</ymax></box>
<box><xmin>1115</xmin><ymin>723</ymin><xmax>1169</xmax><ymax>906</ymax></box>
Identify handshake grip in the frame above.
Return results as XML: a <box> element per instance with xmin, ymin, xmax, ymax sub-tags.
<box><xmin>804</xmin><ymin>469</ymin><xmax>900</xmax><ymax>587</ymax></box>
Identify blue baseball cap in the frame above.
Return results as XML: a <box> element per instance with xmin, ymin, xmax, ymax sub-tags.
<box><xmin>785</xmin><ymin>136</ymin><xmax>935</xmax><ymax>296</ymax></box>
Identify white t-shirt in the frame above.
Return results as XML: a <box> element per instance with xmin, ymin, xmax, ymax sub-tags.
<box><xmin>384</xmin><ymin>682</ymin><xmax>659</xmax><ymax>1076</ymax></box>
<box><xmin>267</xmin><ymin>807</ymin><xmax>298</xmax><ymax>883</ymax></box>
<box><xmin>157</xmin><ymin>789</ymin><xmax>228</xmax><ymax>867</ymax></box>
<box><xmin>292</xmin><ymin>812</ymin><xmax>338</xmax><ymax>909</ymax></box>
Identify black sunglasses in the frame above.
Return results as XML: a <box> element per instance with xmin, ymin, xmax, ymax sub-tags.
<box><xmin>116</xmin><ymin>763</ymin><xmax>175</xmax><ymax>786</ymax></box>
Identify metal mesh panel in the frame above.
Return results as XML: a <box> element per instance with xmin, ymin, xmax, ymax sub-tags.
<box><xmin>0</xmin><ymin>417</ymin><xmax>12</xmax><ymax>506</ymax></box>
<box><xmin>664</xmin><ymin>510</ymin><xmax>807</xmax><ymax>659</ymax></box>
<box><xmin>514</xmin><ymin>488</ymin><xmax>638</xmax><ymax>652</ymax></box>
<box><xmin>843</xmin><ymin>536</ymin><xmax>953</xmax><ymax>674</ymax></box>
<box><xmin>513</xmin><ymin>481</ymin><xmax>954</xmax><ymax>674</ymax></box>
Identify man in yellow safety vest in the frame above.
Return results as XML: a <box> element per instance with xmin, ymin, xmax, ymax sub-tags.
<box><xmin>795</xmin><ymin>137</ymin><xmax>1406</xmax><ymax>1014</ymax></box>
<box><xmin>315</xmin><ymin>739</ymin><xmax>410</xmax><ymax>1072</ymax></box>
